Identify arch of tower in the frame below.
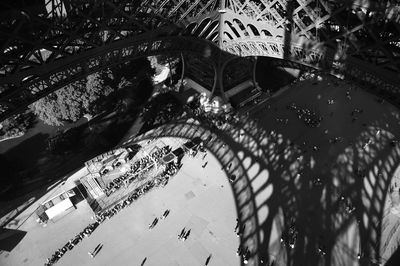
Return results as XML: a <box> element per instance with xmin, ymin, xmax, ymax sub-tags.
<box><xmin>1</xmin><ymin>0</ymin><xmax>400</xmax><ymax>121</ymax></box>
<box><xmin>1</xmin><ymin>1</ymin><xmax>400</xmax><ymax>265</ymax></box>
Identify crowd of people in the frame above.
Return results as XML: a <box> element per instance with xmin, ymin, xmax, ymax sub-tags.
<box><xmin>280</xmin><ymin>222</ymin><xmax>298</xmax><ymax>250</ymax></box>
<box><xmin>351</xmin><ymin>108</ymin><xmax>363</xmax><ymax>122</ymax></box>
<box><xmin>129</xmin><ymin>145</ymin><xmax>171</xmax><ymax>174</ymax></box>
<box><xmin>148</xmin><ymin>209</ymin><xmax>171</xmax><ymax>230</ymax></box>
<box><xmin>338</xmin><ymin>194</ymin><xmax>357</xmax><ymax>215</ymax></box>
<box><xmin>234</xmin><ymin>217</ymin><xmax>253</xmax><ymax>264</ymax></box>
<box><xmin>157</xmin><ymin>162</ymin><xmax>180</xmax><ymax>187</ymax></box>
<box><xmin>44</xmin><ymin>159</ymin><xmax>181</xmax><ymax>266</ymax></box>
<box><xmin>188</xmin><ymin>110</ymin><xmax>232</xmax><ymax>131</ymax></box>
<box><xmin>177</xmin><ymin>227</ymin><xmax>191</xmax><ymax>241</ymax></box>
<box><xmin>44</xmin><ymin>221</ymin><xmax>100</xmax><ymax>265</ymax></box>
<box><xmin>286</xmin><ymin>102</ymin><xmax>323</xmax><ymax>128</ymax></box>
<box><xmin>236</xmin><ymin>245</ymin><xmax>251</xmax><ymax>264</ymax></box>
<box><xmin>104</xmin><ymin>171</ymin><xmax>141</xmax><ymax>196</ymax></box>
<box><xmin>185</xmin><ymin>98</ymin><xmax>238</xmax><ymax>131</ymax></box>
<box><xmin>104</xmin><ymin>145</ymin><xmax>172</xmax><ymax>196</ymax></box>
<box><xmin>140</xmin><ymin>92</ymin><xmax>183</xmax><ymax>131</ymax></box>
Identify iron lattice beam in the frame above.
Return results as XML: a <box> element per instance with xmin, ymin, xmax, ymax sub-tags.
<box><xmin>0</xmin><ymin>0</ymin><xmax>400</xmax><ymax>264</ymax></box>
<box><xmin>1</xmin><ymin>0</ymin><xmax>400</xmax><ymax>119</ymax></box>
<box><xmin>0</xmin><ymin>35</ymin><xmax>226</xmax><ymax>121</ymax></box>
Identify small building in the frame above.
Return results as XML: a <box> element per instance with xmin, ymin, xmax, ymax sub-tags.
<box><xmin>80</xmin><ymin>173</ymin><xmax>105</xmax><ymax>199</ymax></box>
<box><xmin>36</xmin><ymin>190</ymin><xmax>77</xmax><ymax>223</ymax></box>
<box><xmin>80</xmin><ymin>148</ymin><xmax>131</xmax><ymax>200</ymax></box>
<box><xmin>85</xmin><ymin>148</ymin><xmax>129</xmax><ymax>174</ymax></box>
<box><xmin>172</xmin><ymin>147</ymin><xmax>185</xmax><ymax>158</ymax></box>
<box><xmin>161</xmin><ymin>153</ymin><xmax>177</xmax><ymax>165</ymax></box>
<box><xmin>183</xmin><ymin>139</ymin><xmax>201</xmax><ymax>157</ymax></box>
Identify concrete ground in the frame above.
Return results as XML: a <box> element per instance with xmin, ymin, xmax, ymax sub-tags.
<box><xmin>247</xmin><ymin>73</ymin><xmax>400</xmax><ymax>265</ymax></box>
<box><xmin>0</xmin><ymin>147</ymin><xmax>240</xmax><ymax>266</ymax></box>
<box><xmin>57</xmin><ymin>153</ymin><xmax>240</xmax><ymax>266</ymax></box>
<box><xmin>0</xmin><ymin>167</ymin><xmax>93</xmax><ymax>266</ymax></box>
<box><xmin>2</xmin><ymin>72</ymin><xmax>400</xmax><ymax>266</ymax></box>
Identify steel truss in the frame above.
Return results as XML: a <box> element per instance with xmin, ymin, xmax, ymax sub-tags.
<box><xmin>0</xmin><ymin>0</ymin><xmax>400</xmax><ymax>118</ymax></box>
<box><xmin>0</xmin><ymin>0</ymin><xmax>400</xmax><ymax>264</ymax></box>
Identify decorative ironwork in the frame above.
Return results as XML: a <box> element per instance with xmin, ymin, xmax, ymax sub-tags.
<box><xmin>2</xmin><ymin>0</ymin><xmax>400</xmax><ymax>120</ymax></box>
<box><xmin>1</xmin><ymin>1</ymin><xmax>400</xmax><ymax>265</ymax></box>
<box><xmin>223</xmin><ymin>57</ymin><xmax>253</xmax><ymax>90</ymax></box>
<box><xmin>0</xmin><ymin>36</ymin><xmax>222</xmax><ymax>120</ymax></box>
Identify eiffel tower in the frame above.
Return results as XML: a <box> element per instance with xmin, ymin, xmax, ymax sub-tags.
<box><xmin>1</xmin><ymin>0</ymin><xmax>400</xmax><ymax>121</ymax></box>
<box><xmin>1</xmin><ymin>1</ymin><xmax>400</xmax><ymax>265</ymax></box>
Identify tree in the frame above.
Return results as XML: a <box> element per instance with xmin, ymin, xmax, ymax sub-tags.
<box><xmin>83</xmin><ymin>71</ymin><xmax>113</xmax><ymax>113</ymax></box>
<box><xmin>30</xmin><ymin>80</ymin><xmax>86</xmax><ymax>126</ymax></box>
<box><xmin>29</xmin><ymin>58</ymin><xmax>156</xmax><ymax>126</ymax></box>
<box><xmin>149</xmin><ymin>55</ymin><xmax>183</xmax><ymax>86</ymax></box>
<box><xmin>30</xmin><ymin>72</ymin><xmax>115</xmax><ymax>126</ymax></box>
<box><xmin>140</xmin><ymin>91</ymin><xmax>182</xmax><ymax>132</ymax></box>
<box><xmin>112</xmin><ymin>58</ymin><xmax>155</xmax><ymax>83</ymax></box>
<box><xmin>0</xmin><ymin>112</ymin><xmax>35</xmax><ymax>139</ymax></box>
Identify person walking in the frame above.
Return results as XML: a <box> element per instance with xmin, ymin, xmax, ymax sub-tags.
<box><xmin>178</xmin><ymin>228</ymin><xmax>186</xmax><ymax>240</ymax></box>
<box><xmin>205</xmin><ymin>254</ymin><xmax>212</xmax><ymax>265</ymax></box>
<box><xmin>93</xmin><ymin>244</ymin><xmax>103</xmax><ymax>257</ymax></box>
<box><xmin>236</xmin><ymin>245</ymin><xmax>243</xmax><ymax>256</ymax></box>
<box><xmin>234</xmin><ymin>218</ymin><xmax>239</xmax><ymax>232</ymax></box>
<box><xmin>183</xmin><ymin>229</ymin><xmax>191</xmax><ymax>241</ymax></box>
<box><xmin>88</xmin><ymin>243</ymin><xmax>102</xmax><ymax>258</ymax></box>
<box><xmin>93</xmin><ymin>244</ymin><xmax>101</xmax><ymax>253</ymax></box>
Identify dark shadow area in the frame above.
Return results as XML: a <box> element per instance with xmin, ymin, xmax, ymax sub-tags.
<box><xmin>223</xmin><ymin>57</ymin><xmax>253</xmax><ymax>91</ymax></box>
<box><xmin>384</xmin><ymin>246</ymin><xmax>400</xmax><ymax>266</ymax></box>
<box><xmin>0</xmin><ymin>177</ymin><xmax>67</xmax><ymax>228</ymax></box>
<box><xmin>0</xmin><ymin>76</ymin><xmax>154</xmax><ymax>226</ymax></box>
<box><xmin>255</xmin><ymin>58</ymin><xmax>299</xmax><ymax>93</ymax></box>
<box><xmin>0</xmin><ymin>228</ymin><xmax>27</xmax><ymax>252</ymax></box>
<box><xmin>0</xmin><ymin>133</ymin><xmax>50</xmax><ymax>201</ymax></box>
<box><xmin>1</xmin><ymin>1</ymin><xmax>400</xmax><ymax>266</ymax></box>
<box><xmin>69</xmin><ymin>185</ymin><xmax>86</xmax><ymax>206</ymax></box>
<box><xmin>139</xmin><ymin>91</ymin><xmax>184</xmax><ymax>134</ymax></box>
<box><xmin>132</xmin><ymin>72</ymin><xmax>400</xmax><ymax>266</ymax></box>
<box><xmin>1</xmin><ymin>132</ymin><xmax>49</xmax><ymax>172</ymax></box>
<box><xmin>244</xmin><ymin>75</ymin><xmax>400</xmax><ymax>266</ymax></box>
<box><xmin>184</xmin><ymin>54</ymin><xmax>215</xmax><ymax>91</ymax></box>
<box><xmin>0</xmin><ymin>154</ymin><xmax>20</xmax><ymax>198</ymax></box>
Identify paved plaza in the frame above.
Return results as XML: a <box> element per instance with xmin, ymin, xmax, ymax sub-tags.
<box><xmin>2</xmin><ymin>74</ymin><xmax>400</xmax><ymax>266</ymax></box>
<box><xmin>59</xmin><ymin>153</ymin><xmax>239</xmax><ymax>266</ymax></box>
<box><xmin>1</xmin><ymin>142</ymin><xmax>241</xmax><ymax>266</ymax></box>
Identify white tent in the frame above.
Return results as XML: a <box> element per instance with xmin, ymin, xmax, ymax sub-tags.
<box><xmin>44</xmin><ymin>197</ymin><xmax>74</xmax><ymax>220</ymax></box>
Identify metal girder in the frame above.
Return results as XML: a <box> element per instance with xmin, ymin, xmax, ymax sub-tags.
<box><xmin>0</xmin><ymin>36</ymin><xmax>224</xmax><ymax>121</ymax></box>
<box><xmin>0</xmin><ymin>0</ymin><xmax>178</xmax><ymax>80</ymax></box>
<box><xmin>1</xmin><ymin>1</ymin><xmax>400</xmax><ymax>265</ymax></box>
<box><xmin>1</xmin><ymin>0</ymin><xmax>400</xmax><ymax>119</ymax></box>
<box><xmin>184</xmin><ymin>54</ymin><xmax>216</xmax><ymax>89</ymax></box>
<box><xmin>221</xmin><ymin>0</ymin><xmax>400</xmax><ymax>76</ymax></box>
